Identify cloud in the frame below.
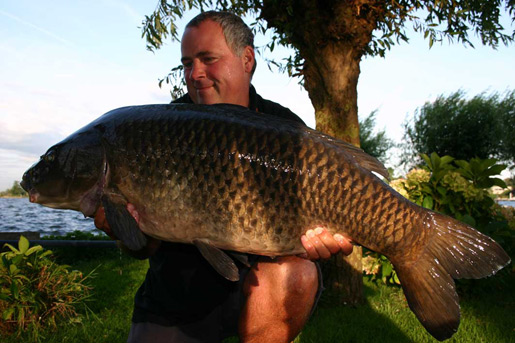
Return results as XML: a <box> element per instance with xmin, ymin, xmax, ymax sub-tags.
<box><xmin>0</xmin><ymin>130</ymin><xmax>64</xmax><ymax>156</ymax></box>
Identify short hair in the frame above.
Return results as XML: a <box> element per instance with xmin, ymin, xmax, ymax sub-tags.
<box><xmin>186</xmin><ymin>11</ymin><xmax>256</xmax><ymax>75</ymax></box>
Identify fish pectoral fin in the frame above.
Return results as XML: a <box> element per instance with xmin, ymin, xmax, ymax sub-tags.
<box><xmin>193</xmin><ymin>239</ymin><xmax>239</xmax><ymax>282</ymax></box>
<box><xmin>229</xmin><ymin>251</ymin><xmax>251</xmax><ymax>267</ymax></box>
<box><xmin>101</xmin><ymin>195</ymin><xmax>147</xmax><ymax>251</ymax></box>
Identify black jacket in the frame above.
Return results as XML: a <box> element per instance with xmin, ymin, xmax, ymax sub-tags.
<box><xmin>132</xmin><ymin>86</ymin><xmax>305</xmax><ymax>333</ymax></box>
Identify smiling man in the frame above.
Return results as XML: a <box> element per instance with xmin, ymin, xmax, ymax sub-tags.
<box><xmin>95</xmin><ymin>11</ymin><xmax>353</xmax><ymax>343</ymax></box>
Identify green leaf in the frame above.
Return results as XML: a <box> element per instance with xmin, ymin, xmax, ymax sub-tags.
<box><xmin>18</xmin><ymin>236</ymin><xmax>29</xmax><ymax>254</ymax></box>
<box><xmin>10</xmin><ymin>282</ymin><xmax>19</xmax><ymax>299</ymax></box>
<box><xmin>461</xmin><ymin>214</ymin><xmax>476</xmax><ymax>227</ymax></box>
<box><xmin>4</xmin><ymin>243</ymin><xmax>19</xmax><ymax>254</ymax></box>
<box><xmin>393</xmin><ymin>272</ymin><xmax>401</xmax><ymax>285</ymax></box>
<box><xmin>9</xmin><ymin>264</ymin><xmax>18</xmax><ymax>274</ymax></box>
<box><xmin>2</xmin><ymin>307</ymin><xmax>15</xmax><ymax>320</ymax></box>
<box><xmin>422</xmin><ymin>196</ymin><xmax>434</xmax><ymax>209</ymax></box>
<box><xmin>1</xmin><ymin>254</ymin><xmax>11</xmax><ymax>268</ymax></box>
<box><xmin>440</xmin><ymin>155</ymin><xmax>455</xmax><ymax>166</ymax></box>
<box><xmin>492</xmin><ymin>178</ymin><xmax>507</xmax><ymax>188</ymax></box>
<box><xmin>25</xmin><ymin>245</ymin><xmax>43</xmax><ymax>256</ymax></box>
<box><xmin>437</xmin><ymin>186</ymin><xmax>447</xmax><ymax>196</ymax></box>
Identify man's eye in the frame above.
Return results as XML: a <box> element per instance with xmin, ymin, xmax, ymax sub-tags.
<box><xmin>203</xmin><ymin>57</ymin><xmax>216</xmax><ymax>64</ymax></box>
<box><xmin>183</xmin><ymin>62</ymin><xmax>192</xmax><ymax>69</ymax></box>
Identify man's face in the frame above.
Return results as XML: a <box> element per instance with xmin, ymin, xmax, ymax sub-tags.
<box><xmin>181</xmin><ymin>20</ymin><xmax>254</xmax><ymax>107</ymax></box>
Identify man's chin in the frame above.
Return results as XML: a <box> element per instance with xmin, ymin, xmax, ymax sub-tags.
<box><xmin>195</xmin><ymin>88</ymin><xmax>220</xmax><ymax>105</ymax></box>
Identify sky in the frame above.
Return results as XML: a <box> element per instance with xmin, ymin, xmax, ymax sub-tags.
<box><xmin>1</xmin><ymin>1</ymin><xmax>514</xmax><ymax>191</ymax></box>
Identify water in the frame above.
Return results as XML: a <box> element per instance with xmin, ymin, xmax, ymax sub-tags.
<box><xmin>497</xmin><ymin>200</ymin><xmax>515</xmax><ymax>208</ymax></box>
<box><xmin>0</xmin><ymin>197</ymin><xmax>98</xmax><ymax>237</ymax></box>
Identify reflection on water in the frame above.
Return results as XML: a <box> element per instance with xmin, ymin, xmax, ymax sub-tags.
<box><xmin>0</xmin><ymin>198</ymin><xmax>98</xmax><ymax>237</ymax></box>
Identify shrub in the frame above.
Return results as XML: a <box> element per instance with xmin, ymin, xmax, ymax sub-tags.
<box><xmin>365</xmin><ymin>153</ymin><xmax>513</xmax><ymax>286</ymax></box>
<box><xmin>0</xmin><ymin>236</ymin><xmax>93</xmax><ymax>341</ymax></box>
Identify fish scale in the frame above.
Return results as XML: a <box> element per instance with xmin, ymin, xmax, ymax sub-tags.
<box><xmin>21</xmin><ymin>103</ymin><xmax>510</xmax><ymax>341</ymax></box>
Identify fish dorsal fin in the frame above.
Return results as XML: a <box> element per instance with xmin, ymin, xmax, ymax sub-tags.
<box><xmin>327</xmin><ymin>138</ymin><xmax>390</xmax><ymax>180</ymax></box>
<box><xmin>193</xmin><ymin>239</ymin><xmax>239</xmax><ymax>281</ymax></box>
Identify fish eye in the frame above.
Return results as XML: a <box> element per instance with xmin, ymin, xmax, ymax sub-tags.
<box><xmin>43</xmin><ymin>150</ymin><xmax>56</xmax><ymax>163</ymax></box>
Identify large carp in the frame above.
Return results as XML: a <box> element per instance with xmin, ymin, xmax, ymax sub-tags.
<box><xmin>21</xmin><ymin>104</ymin><xmax>509</xmax><ymax>340</ymax></box>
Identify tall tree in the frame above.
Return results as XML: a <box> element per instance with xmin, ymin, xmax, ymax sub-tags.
<box><xmin>359</xmin><ymin>110</ymin><xmax>394</xmax><ymax>164</ymax></box>
<box><xmin>142</xmin><ymin>0</ymin><xmax>515</xmax><ymax>304</ymax></box>
<box><xmin>402</xmin><ymin>90</ymin><xmax>515</xmax><ymax>168</ymax></box>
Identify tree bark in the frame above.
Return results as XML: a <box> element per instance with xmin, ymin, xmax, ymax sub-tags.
<box><xmin>261</xmin><ymin>0</ymin><xmax>383</xmax><ymax>304</ymax></box>
<box><xmin>303</xmin><ymin>41</ymin><xmax>364</xmax><ymax>306</ymax></box>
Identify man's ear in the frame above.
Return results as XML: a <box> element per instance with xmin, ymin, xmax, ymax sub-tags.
<box><xmin>242</xmin><ymin>46</ymin><xmax>255</xmax><ymax>74</ymax></box>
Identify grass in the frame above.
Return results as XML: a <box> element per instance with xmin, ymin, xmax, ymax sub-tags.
<box><xmin>2</xmin><ymin>247</ymin><xmax>513</xmax><ymax>343</ymax></box>
<box><xmin>296</xmin><ymin>273</ymin><xmax>515</xmax><ymax>343</ymax></box>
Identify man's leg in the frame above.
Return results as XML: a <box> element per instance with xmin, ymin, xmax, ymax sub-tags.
<box><xmin>238</xmin><ymin>256</ymin><xmax>319</xmax><ymax>343</ymax></box>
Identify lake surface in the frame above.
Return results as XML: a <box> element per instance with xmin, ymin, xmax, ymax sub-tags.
<box><xmin>0</xmin><ymin>198</ymin><xmax>98</xmax><ymax>237</ymax></box>
<box><xmin>1</xmin><ymin>197</ymin><xmax>514</xmax><ymax>238</ymax></box>
<box><xmin>497</xmin><ymin>200</ymin><xmax>515</xmax><ymax>208</ymax></box>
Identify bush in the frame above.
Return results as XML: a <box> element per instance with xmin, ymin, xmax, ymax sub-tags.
<box><xmin>0</xmin><ymin>236</ymin><xmax>93</xmax><ymax>341</ymax></box>
<box><xmin>365</xmin><ymin>153</ymin><xmax>513</xmax><ymax>285</ymax></box>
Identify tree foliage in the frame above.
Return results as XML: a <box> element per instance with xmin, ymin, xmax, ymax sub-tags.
<box><xmin>403</xmin><ymin>90</ymin><xmax>515</xmax><ymax>168</ymax></box>
<box><xmin>142</xmin><ymin>0</ymin><xmax>515</xmax><ymax>59</ymax></box>
<box><xmin>359</xmin><ymin>111</ymin><xmax>394</xmax><ymax>164</ymax></box>
<box><xmin>142</xmin><ymin>0</ymin><xmax>515</xmax><ymax>145</ymax></box>
<box><xmin>0</xmin><ymin>181</ymin><xmax>27</xmax><ymax>197</ymax></box>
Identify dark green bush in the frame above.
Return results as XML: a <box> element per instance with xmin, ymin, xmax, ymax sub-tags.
<box><xmin>0</xmin><ymin>236</ymin><xmax>93</xmax><ymax>342</ymax></box>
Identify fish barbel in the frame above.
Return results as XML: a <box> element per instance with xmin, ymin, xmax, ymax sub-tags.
<box><xmin>21</xmin><ymin>103</ymin><xmax>510</xmax><ymax>340</ymax></box>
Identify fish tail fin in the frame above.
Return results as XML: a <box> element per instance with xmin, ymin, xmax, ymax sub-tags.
<box><xmin>393</xmin><ymin>212</ymin><xmax>510</xmax><ymax>341</ymax></box>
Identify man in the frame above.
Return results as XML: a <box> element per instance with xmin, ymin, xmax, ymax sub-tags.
<box><xmin>95</xmin><ymin>11</ymin><xmax>353</xmax><ymax>343</ymax></box>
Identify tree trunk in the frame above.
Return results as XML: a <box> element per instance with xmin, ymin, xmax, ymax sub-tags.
<box><xmin>303</xmin><ymin>42</ymin><xmax>364</xmax><ymax>305</ymax></box>
<box><xmin>261</xmin><ymin>0</ymin><xmax>382</xmax><ymax>305</ymax></box>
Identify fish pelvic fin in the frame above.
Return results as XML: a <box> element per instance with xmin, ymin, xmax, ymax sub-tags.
<box><xmin>394</xmin><ymin>212</ymin><xmax>511</xmax><ymax>341</ymax></box>
<box><xmin>101</xmin><ymin>194</ymin><xmax>147</xmax><ymax>251</ymax></box>
<box><xmin>193</xmin><ymin>239</ymin><xmax>239</xmax><ymax>281</ymax></box>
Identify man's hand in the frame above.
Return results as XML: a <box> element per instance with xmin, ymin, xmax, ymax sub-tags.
<box><xmin>94</xmin><ymin>204</ymin><xmax>161</xmax><ymax>259</ymax></box>
<box><xmin>93</xmin><ymin>206</ymin><xmax>117</xmax><ymax>239</ymax></box>
<box><xmin>300</xmin><ymin>227</ymin><xmax>353</xmax><ymax>260</ymax></box>
<box><xmin>93</xmin><ymin>204</ymin><xmax>140</xmax><ymax>240</ymax></box>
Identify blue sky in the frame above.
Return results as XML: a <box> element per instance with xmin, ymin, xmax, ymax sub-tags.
<box><xmin>1</xmin><ymin>0</ymin><xmax>514</xmax><ymax>190</ymax></box>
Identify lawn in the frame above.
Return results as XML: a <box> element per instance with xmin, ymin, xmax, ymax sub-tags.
<box><xmin>2</xmin><ymin>246</ymin><xmax>513</xmax><ymax>343</ymax></box>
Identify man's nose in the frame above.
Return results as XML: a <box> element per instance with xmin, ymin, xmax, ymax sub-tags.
<box><xmin>189</xmin><ymin>61</ymin><xmax>205</xmax><ymax>80</ymax></box>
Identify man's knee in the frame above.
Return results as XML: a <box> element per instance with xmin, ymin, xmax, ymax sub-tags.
<box><xmin>244</xmin><ymin>256</ymin><xmax>318</xmax><ymax>297</ymax></box>
<box><xmin>239</xmin><ymin>256</ymin><xmax>319</xmax><ymax>342</ymax></box>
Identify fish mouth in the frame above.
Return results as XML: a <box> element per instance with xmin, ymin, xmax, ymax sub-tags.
<box><xmin>28</xmin><ymin>189</ymin><xmax>40</xmax><ymax>203</ymax></box>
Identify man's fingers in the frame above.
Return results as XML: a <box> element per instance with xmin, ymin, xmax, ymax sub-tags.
<box><xmin>94</xmin><ymin>206</ymin><xmax>109</xmax><ymax>230</ymax></box>
<box><xmin>334</xmin><ymin>234</ymin><xmax>354</xmax><ymax>256</ymax></box>
<box><xmin>305</xmin><ymin>229</ymin><xmax>331</xmax><ymax>259</ymax></box>
<box><xmin>300</xmin><ymin>234</ymin><xmax>320</xmax><ymax>260</ymax></box>
<box><xmin>315</xmin><ymin>228</ymin><xmax>342</xmax><ymax>255</ymax></box>
<box><xmin>126</xmin><ymin>203</ymin><xmax>140</xmax><ymax>224</ymax></box>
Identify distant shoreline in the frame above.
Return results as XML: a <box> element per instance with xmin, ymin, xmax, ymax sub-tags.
<box><xmin>0</xmin><ymin>195</ymin><xmax>27</xmax><ymax>199</ymax></box>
